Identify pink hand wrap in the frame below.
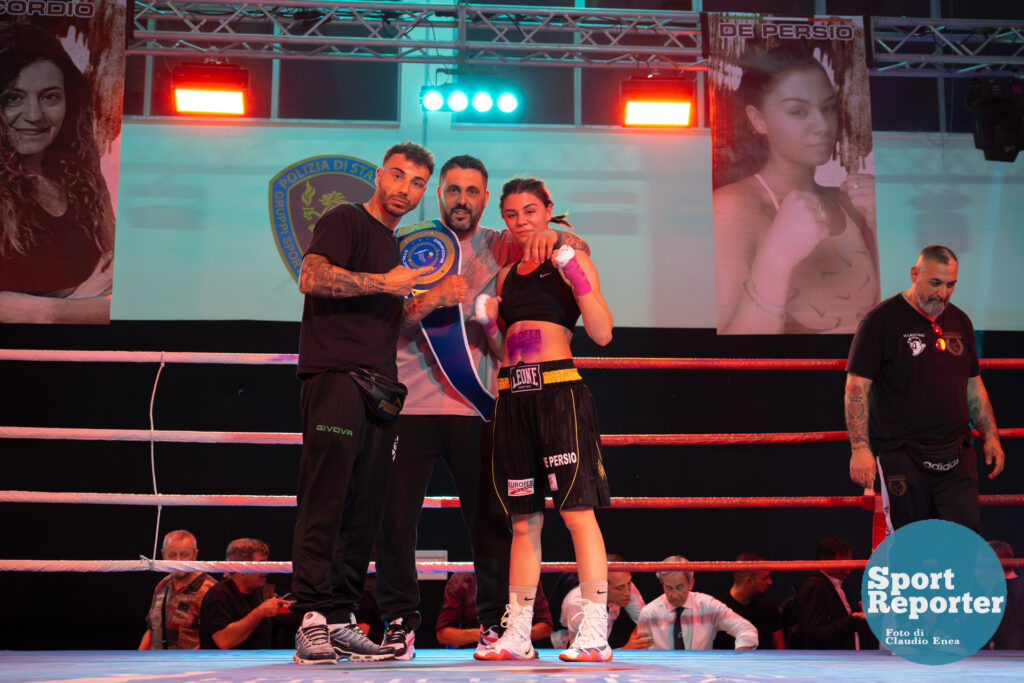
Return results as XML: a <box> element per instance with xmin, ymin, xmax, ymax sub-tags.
<box><xmin>552</xmin><ymin>245</ymin><xmax>591</xmax><ymax>296</ymax></box>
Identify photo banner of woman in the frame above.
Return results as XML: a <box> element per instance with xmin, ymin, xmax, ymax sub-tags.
<box><xmin>708</xmin><ymin>14</ymin><xmax>879</xmax><ymax>335</ymax></box>
<box><xmin>0</xmin><ymin>1</ymin><xmax>125</xmax><ymax>324</ymax></box>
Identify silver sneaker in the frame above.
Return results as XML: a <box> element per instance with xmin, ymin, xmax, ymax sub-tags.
<box><xmin>381</xmin><ymin>616</ymin><xmax>415</xmax><ymax>661</ymax></box>
<box><xmin>330</xmin><ymin>615</ymin><xmax>396</xmax><ymax>662</ymax></box>
<box><xmin>293</xmin><ymin>611</ymin><xmax>338</xmax><ymax>665</ymax></box>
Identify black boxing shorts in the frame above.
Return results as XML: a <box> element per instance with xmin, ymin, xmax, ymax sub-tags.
<box><xmin>491</xmin><ymin>359</ymin><xmax>611</xmax><ymax>516</ymax></box>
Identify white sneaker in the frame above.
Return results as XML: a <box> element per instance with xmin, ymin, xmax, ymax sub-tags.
<box><xmin>474</xmin><ymin>597</ymin><xmax>536</xmax><ymax>661</ymax></box>
<box><xmin>559</xmin><ymin>598</ymin><xmax>612</xmax><ymax>662</ymax></box>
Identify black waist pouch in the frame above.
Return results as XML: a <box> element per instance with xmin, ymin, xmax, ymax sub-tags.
<box><xmin>348</xmin><ymin>367</ymin><xmax>407</xmax><ymax>421</ymax></box>
<box><xmin>909</xmin><ymin>438</ymin><xmax>965</xmax><ymax>467</ymax></box>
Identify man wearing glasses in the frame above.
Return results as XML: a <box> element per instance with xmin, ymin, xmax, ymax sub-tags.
<box><xmin>844</xmin><ymin>245</ymin><xmax>1005</xmax><ymax>534</ymax></box>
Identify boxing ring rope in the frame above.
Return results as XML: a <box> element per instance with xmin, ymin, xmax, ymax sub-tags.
<box><xmin>3</xmin><ymin>426</ymin><xmax>1022</xmax><ymax>445</ymax></box>
<box><xmin>3</xmin><ymin>558</ymin><xmax>1021</xmax><ymax>573</ymax></box>
<box><xmin>4</xmin><ymin>491</ymin><xmax>1024</xmax><ymax>509</ymax></box>
<box><xmin>1</xmin><ymin>349</ymin><xmax>1020</xmax><ymax>576</ymax></box>
<box><xmin>1</xmin><ymin>348</ymin><xmax>1023</xmax><ymax>369</ymax></box>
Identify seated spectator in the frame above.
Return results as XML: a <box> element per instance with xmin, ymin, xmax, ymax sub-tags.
<box><xmin>436</xmin><ymin>572</ymin><xmax>552</xmax><ymax>647</ymax></box>
<box><xmin>988</xmin><ymin>540</ymin><xmax>1023</xmax><ymax>650</ymax></box>
<box><xmin>794</xmin><ymin>535</ymin><xmax>874</xmax><ymax>650</ymax></box>
<box><xmin>139</xmin><ymin>530</ymin><xmax>216</xmax><ymax>650</ymax></box>
<box><xmin>714</xmin><ymin>553</ymin><xmax>785</xmax><ymax>650</ymax></box>
<box><xmin>199</xmin><ymin>538</ymin><xmax>293</xmax><ymax>649</ymax></box>
<box><xmin>638</xmin><ymin>556</ymin><xmax>757</xmax><ymax>650</ymax></box>
<box><xmin>554</xmin><ymin>554</ymin><xmax>649</xmax><ymax>650</ymax></box>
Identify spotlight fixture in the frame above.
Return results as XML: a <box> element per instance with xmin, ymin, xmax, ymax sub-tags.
<box><xmin>966</xmin><ymin>81</ymin><xmax>1024</xmax><ymax>163</ymax></box>
<box><xmin>621</xmin><ymin>75</ymin><xmax>695</xmax><ymax>127</ymax></box>
<box><xmin>420</xmin><ymin>82</ymin><xmax>522</xmax><ymax>120</ymax></box>
<box><xmin>172</xmin><ymin>62</ymin><xmax>248</xmax><ymax>115</ymax></box>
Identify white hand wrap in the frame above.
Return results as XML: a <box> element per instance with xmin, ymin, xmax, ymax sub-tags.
<box><xmin>552</xmin><ymin>244</ymin><xmax>576</xmax><ymax>268</ymax></box>
<box><xmin>474</xmin><ymin>293</ymin><xmax>495</xmax><ymax>325</ymax></box>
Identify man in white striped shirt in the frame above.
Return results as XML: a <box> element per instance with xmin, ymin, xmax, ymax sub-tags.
<box><xmin>637</xmin><ymin>556</ymin><xmax>758</xmax><ymax>650</ymax></box>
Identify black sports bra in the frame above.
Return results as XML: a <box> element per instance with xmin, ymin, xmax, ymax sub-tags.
<box><xmin>498</xmin><ymin>260</ymin><xmax>581</xmax><ymax>330</ymax></box>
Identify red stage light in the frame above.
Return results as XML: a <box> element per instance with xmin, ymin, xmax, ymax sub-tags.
<box><xmin>621</xmin><ymin>76</ymin><xmax>695</xmax><ymax>127</ymax></box>
<box><xmin>171</xmin><ymin>63</ymin><xmax>248</xmax><ymax>116</ymax></box>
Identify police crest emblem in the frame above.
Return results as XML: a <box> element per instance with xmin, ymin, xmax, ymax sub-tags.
<box><xmin>269</xmin><ymin>155</ymin><xmax>377</xmax><ymax>280</ymax></box>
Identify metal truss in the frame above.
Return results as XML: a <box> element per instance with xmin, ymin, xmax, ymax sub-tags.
<box><xmin>129</xmin><ymin>1</ymin><xmax>704</xmax><ymax>71</ymax></box>
<box><xmin>129</xmin><ymin>1</ymin><xmax>1024</xmax><ymax>78</ymax></box>
<box><xmin>871</xmin><ymin>17</ymin><xmax>1024</xmax><ymax>78</ymax></box>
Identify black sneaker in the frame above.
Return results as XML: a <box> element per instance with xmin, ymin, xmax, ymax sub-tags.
<box><xmin>330</xmin><ymin>616</ymin><xmax>396</xmax><ymax>662</ymax></box>
<box><xmin>382</xmin><ymin>616</ymin><xmax>416</xmax><ymax>661</ymax></box>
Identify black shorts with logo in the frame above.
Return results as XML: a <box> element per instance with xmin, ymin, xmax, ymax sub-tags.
<box><xmin>491</xmin><ymin>359</ymin><xmax>611</xmax><ymax>516</ymax></box>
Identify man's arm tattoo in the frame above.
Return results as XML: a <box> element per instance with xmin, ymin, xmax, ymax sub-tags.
<box><xmin>301</xmin><ymin>254</ymin><xmax>386</xmax><ymax>298</ymax></box>
<box><xmin>402</xmin><ymin>293</ymin><xmax>438</xmax><ymax>326</ymax></box>
<box><xmin>844</xmin><ymin>384</ymin><xmax>870</xmax><ymax>448</ymax></box>
<box><xmin>967</xmin><ymin>380</ymin><xmax>999</xmax><ymax>440</ymax></box>
<box><xmin>558</xmin><ymin>230</ymin><xmax>590</xmax><ymax>256</ymax></box>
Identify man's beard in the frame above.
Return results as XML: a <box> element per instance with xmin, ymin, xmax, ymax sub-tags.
<box><xmin>917</xmin><ymin>289</ymin><xmax>948</xmax><ymax>316</ymax></box>
<box><xmin>442</xmin><ymin>203</ymin><xmax>478</xmax><ymax>235</ymax></box>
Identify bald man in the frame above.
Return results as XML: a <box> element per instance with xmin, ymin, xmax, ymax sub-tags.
<box><xmin>845</xmin><ymin>245</ymin><xmax>1004</xmax><ymax>534</ymax></box>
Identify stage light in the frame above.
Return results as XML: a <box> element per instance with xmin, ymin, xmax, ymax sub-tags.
<box><xmin>621</xmin><ymin>75</ymin><xmax>694</xmax><ymax>127</ymax></box>
<box><xmin>419</xmin><ymin>82</ymin><xmax>522</xmax><ymax>120</ymax></box>
<box><xmin>473</xmin><ymin>91</ymin><xmax>494</xmax><ymax>112</ymax></box>
<box><xmin>171</xmin><ymin>62</ymin><xmax>248</xmax><ymax>116</ymax></box>
<box><xmin>447</xmin><ymin>90</ymin><xmax>469</xmax><ymax>112</ymax></box>
<box><xmin>966</xmin><ymin>81</ymin><xmax>1024</xmax><ymax>162</ymax></box>
<box><xmin>497</xmin><ymin>93</ymin><xmax>518</xmax><ymax>113</ymax></box>
<box><xmin>421</xmin><ymin>88</ymin><xmax>444</xmax><ymax>111</ymax></box>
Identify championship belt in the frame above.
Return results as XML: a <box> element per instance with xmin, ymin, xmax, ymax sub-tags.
<box><xmin>397</xmin><ymin>220</ymin><xmax>496</xmax><ymax>420</ymax></box>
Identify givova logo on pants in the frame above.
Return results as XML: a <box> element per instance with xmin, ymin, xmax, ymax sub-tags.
<box><xmin>316</xmin><ymin>424</ymin><xmax>353</xmax><ymax>437</ymax></box>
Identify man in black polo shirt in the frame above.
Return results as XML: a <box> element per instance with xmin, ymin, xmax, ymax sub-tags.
<box><xmin>291</xmin><ymin>142</ymin><xmax>434</xmax><ymax>665</ymax></box>
<box><xmin>845</xmin><ymin>245</ymin><xmax>1005</xmax><ymax>534</ymax></box>
<box><xmin>200</xmin><ymin>538</ymin><xmax>290</xmax><ymax>649</ymax></box>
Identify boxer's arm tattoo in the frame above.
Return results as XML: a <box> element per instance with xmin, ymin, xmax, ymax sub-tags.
<box><xmin>844</xmin><ymin>383</ymin><xmax>871</xmax><ymax>449</ymax></box>
<box><xmin>556</xmin><ymin>230</ymin><xmax>590</xmax><ymax>256</ymax></box>
<box><xmin>300</xmin><ymin>253</ymin><xmax>386</xmax><ymax>298</ymax></box>
<box><xmin>507</xmin><ymin>329</ymin><xmax>543</xmax><ymax>357</ymax></box>
<box><xmin>967</xmin><ymin>377</ymin><xmax>999</xmax><ymax>440</ymax></box>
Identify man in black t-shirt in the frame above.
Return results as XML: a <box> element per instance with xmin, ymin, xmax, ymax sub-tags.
<box><xmin>845</xmin><ymin>245</ymin><xmax>1005</xmax><ymax>534</ymax></box>
<box><xmin>714</xmin><ymin>553</ymin><xmax>784</xmax><ymax>650</ymax></box>
<box><xmin>199</xmin><ymin>538</ymin><xmax>290</xmax><ymax>649</ymax></box>
<box><xmin>291</xmin><ymin>142</ymin><xmax>434</xmax><ymax>665</ymax></box>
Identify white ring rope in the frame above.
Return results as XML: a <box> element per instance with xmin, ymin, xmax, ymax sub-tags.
<box><xmin>1</xmin><ymin>491</ymin><xmax>297</xmax><ymax>506</ymax></box>
<box><xmin>0</xmin><ymin>560</ymin><xmax>875</xmax><ymax>574</ymax></box>
<box><xmin>0</xmin><ymin>427</ymin><xmax>301</xmax><ymax>444</ymax></box>
<box><xmin>0</xmin><ymin>350</ymin><xmax>298</xmax><ymax>364</ymax></box>
<box><xmin>3</xmin><ymin>559</ymin><xmax>1017</xmax><ymax>574</ymax></box>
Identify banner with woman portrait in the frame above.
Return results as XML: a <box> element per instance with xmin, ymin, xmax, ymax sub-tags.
<box><xmin>0</xmin><ymin>1</ymin><xmax>125</xmax><ymax>323</ymax></box>
<box><xmin>708</xmin><ymin>14</ymin><xmax>879</xmax><ymax>335</ymax></box>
